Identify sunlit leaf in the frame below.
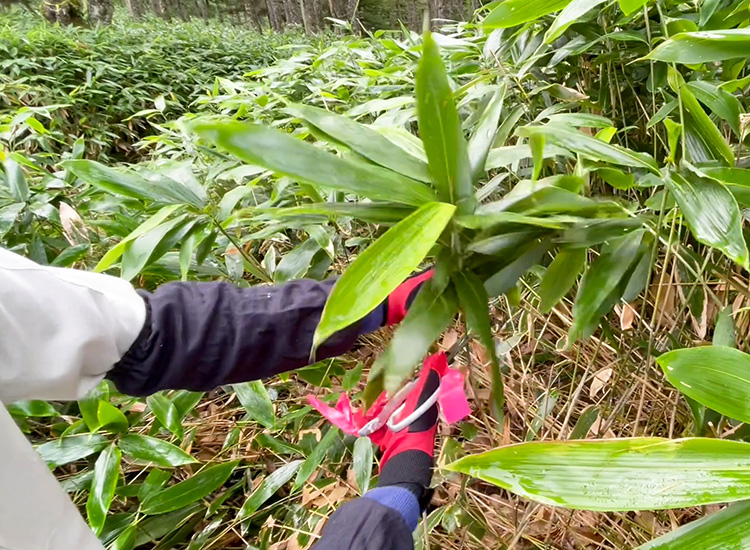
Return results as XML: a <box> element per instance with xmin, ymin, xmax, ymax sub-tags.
<box><xmin>636</xmin><ymin>501</ymin><xmax>750</xmax><ymax>550</ymax></box>
<box><xmin>484</xmin><ymin>0</ymin><xmax>571</xmax><ymax>28</ymax></box>
<box><xmin>314</xmin><ymin>202</ymin><xmax>455</xmax><ymax>350</ymax></box>
<box><xmin>417</xmin><ymin>31</ymin><xmax>475</xmax><ymax>214</ymax></box>
<box><xmin>447</xmin><ymin>438</ymin><xmax>750</xmax><ymax>510</ymax></box>
<box><xmin>545</xmin><ymin>0</ymin><xmax>609</xmax><ymax>43</ymax></box>
<box><xmin>658</xmin><ymin>346</ymin><xmax>750</xmax><ymax>424</ymax></box>
<box><xmin>189</xmin><ymin>120</ymin><xmax>434</xmax><ymax>206</ymax></box>
<box><xmin>468</xmin><ymin>87</ymin><xmax>506</xmax><ymax>181</ymax></box>
<box><xmin>648</xmin><ymin>30</ymin><xmax>750</xmax><ymax>64</ymax></box>
<box><xmin>619</xmin><ymin>0</ymin><xmax>649</xmax><ymax>15</ymax></box>
<box><xmin>286</xmin><ymin>103</ymin><xmax>431</xmax><ymax>183</ymax></box>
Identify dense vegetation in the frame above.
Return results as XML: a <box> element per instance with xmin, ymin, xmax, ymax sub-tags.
<box><xmin>1</xmin><ymin>15</ymin><xmax>308</xmax><ymax>159</ymax></box>
<box><xmin>4</xmin><ymin>1</ymin><xmax>750</xmax><ymax>549</ymax></box>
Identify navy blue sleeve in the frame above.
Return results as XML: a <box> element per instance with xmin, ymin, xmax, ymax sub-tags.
<box><xmin>311</xmin><ymin>497</ymin><xmax>415</xmax><ymax>550</ymax></box>
<box><xmin>107</xmin><ymin>279</ymin><xmax>384</xmax><ymax>396</ymax></box>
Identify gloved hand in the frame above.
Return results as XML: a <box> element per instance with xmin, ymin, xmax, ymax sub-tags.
<box><xmin>383</xmin><ymin>268</ymin><xmax>434</xmax><ymax>326</ymax></box>
<box><xmin>366</xmin><ymin>352</ymin><xmax>446</xmax><ymax>521</ymax></box>
<box><xmin>377</xmin><ymin>352</ymin><xmax>444</xmax><ymax>475</ymax></box>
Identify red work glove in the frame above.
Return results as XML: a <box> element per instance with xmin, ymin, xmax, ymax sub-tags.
<box><xmin>384</xmin><ymin>268</ymin><xmax>434</xmax><ymax>326</ymax></box>
<box><xmin>376</xmin><ymin>352</ymin><xmax>447</xmax><ymax>469</ymax></box>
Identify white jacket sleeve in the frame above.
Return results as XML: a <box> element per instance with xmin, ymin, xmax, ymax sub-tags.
<box><xmin>0</xmin><ymin>247</ymin><xmax>146</xmax><ymax>403</ymax></box>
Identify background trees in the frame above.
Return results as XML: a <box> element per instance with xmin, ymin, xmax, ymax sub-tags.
<box><xmin>6</xmin><ymin>0</ymin><xmax>488</xmax><ymax>30</ymax></box>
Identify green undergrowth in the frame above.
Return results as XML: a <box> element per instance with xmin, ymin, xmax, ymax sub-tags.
<box><xmin>0</xmin><ymin>11</ymin><xmax>310</xmax><ymax>160</ymax></box>
<box><xmin>4</xmin><ymin>1</ymin><xmax>750</xmax><ymax>548</ymax></box>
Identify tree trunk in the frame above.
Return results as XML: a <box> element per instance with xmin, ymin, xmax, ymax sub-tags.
<box><xmin>298</xmin><ymin>0</ymin><xmax>310</xmax><ymax>32</ymax></box>
<box><xmin>266</xmin><ymin>0</ymin><xmax>283</xmax><ymax>29</ymax></box>
<box><xmin>345</xmin><ymin>0</ymin><xmax>357</xmax><ymax>25</ymax></box>
<box><xmin>42</xmin><ymin>0</ymin><xmax>69</xmax><ymax>23</ymax></box>
<box><xmin>150</xmin><ymin>0</ymin><xmax>169</xmax><ymax>18</ymax></box>
<box><xmin>125</xmin><ymin>0</ymin><xmax>145</xmax><ymax>18</ymax></box>
<box><xmin>174</xmin><ymin>0</ymin><xmax>188</xmax><ymax>21</ymax></box>
<box><xmin>196</xmin><ymin>0</ymin><xmax>208</xmax><ymax>21</ymax></box>
<box><xmin>42</xmin><ymin>0</ymin><xmax>84</xmax><ymax>24</ymax></box>
<box><xmin>406</xmin><ymin>0</ymin><xmax>423</xmax><ymax>29</ymax></box>
<box><xmin>283</xmin><ymin>0</ymin><xmax>301</xmax><ymax>25</ymax></box>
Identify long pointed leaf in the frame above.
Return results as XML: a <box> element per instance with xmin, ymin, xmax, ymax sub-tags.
<box><xmin>545</xmin><ymin>0</ymin><xmax>610</xmax><ymax>43</ymax></box>
<box><xmin>352</xmin><ymin>438</ymin><xmax>374</xmax><ymax>495</ymax></box>
<box><xmin>86</xmin><ymin>445</ymin><xmax>121</xmax><ymax>535</ymax></box>
<box><xmin>255</xmin><ymin>203</ymin><xmax>415</xmax><ymax>226</ymax></box>
<box><xmin>239</xmin><ymin>460</ymin><xmax>303</xmax><ymax>518</ymax></box>
<box><xmin>517</xmin><ymin>126</ymin><xmax>658</xmax><ymax>173</ymax></box>
<box><xmin>233</xmin><ymin>381</ymin><xmax>275</xmax><ymax>429</ymax></box>
<box><xmin>666</xmin><ymin>165</ymin><xmax>748</xmax><ymax>269</ymax></box>
<box><xmin>293</xmin><ymin>428</ymin><xmax>339</xmax><ymax>491</ymax></box>
<box><xmin>447</xmin><ymin>438</ymin><xmax>750</xmax><ymax>511</ymax></box>
<box><xmin>64</xmin><ymin>160</ymin><xmax>204</xmax><ymax>207</ymax></box>
<box><xmin>484</xmin><ymin>239</ymin><xmax>552</xmax><ymax>298</ymax></box>
<box><xmin>120</xmin><ymin>215</ymin><xmax>191</xmax><ymax>281</ymax></box>
<box><xmin>141</xmin><ymin>461</ymin><xmax>238</xmax><ymax>515</ymax></box>
<box><xmin>417</xmin><ymin>31</ymin><xmax>475</xmax><ymax>214</ymax></box>
<box><xmin>636</xmin><ymin>501</ymin><xmax>750</xmax><ymax>550</ymax></box>
<box><xmin>569</xmin><ymin>230</ymin><xmax>644</xmax><ymax>340</ymax></box>
<box><xmin>95</xmin><ymin>205</ymin><xmax>183</xmax><ymax>272</ymax></box>
<box><xmin>669</xmin><ymin>69</ymin><xmax>734</xmax><ymax>166</ymax></box>
<box><xmin>686</xmin><ymin>81</ymin><xmax>741</xmax><ymax>136</ymax></box>
<box><xmin>314</xmin><ymin>202</ymin><xmax>455</xmax><ymax>350</ymax></box>
<box><xmin>484</xmin><ymin>0</ymin><xmax>572</xmax><ymax>28</ymax></box>
<box><xmin>468</xmin><ymin>87</ymin><xmax>506</xmax><ymax>181</ymax></box>
<box><xmin>539</xmin><ymin>248</ymin><xmax>587</xmax><ymax>313</ymax></box>
<box><xmin>647</xmin><ymin>30</ymin><xmax>750</xmax><ymax>64</ymax></box>
<box><xmin>119</xmin><ymin>434</ymin><xmax>197</xmax><ymax>468</ymax></box>
<box><xmin>286</xmin><ymin>104</ymin><xmax>431</xmax><ymax>183</ymax></box>
<box><xmin>3</xmin><ymin>157</ymin><xmax>29</xmax><ymax>202</ymax></box>
<box><xmin>189</xmin><ymin>120</ymin><xmax>435</xmax><ymax>207</ymax></box>
<box><xmin>658</xmin><ymin>346</ymin><xmax>750</xmax><ymax>424</ymax></box>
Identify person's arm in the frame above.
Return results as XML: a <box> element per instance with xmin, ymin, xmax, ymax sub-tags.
<box><xmin>106</xmin><ymin>277</ymin><xmax>385</xmax><ymax>396</ymax></box>
<box><xmin>0</xmin><ymin>247</ymin><xmax>429</xmax><ymax>402</ymax></box>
